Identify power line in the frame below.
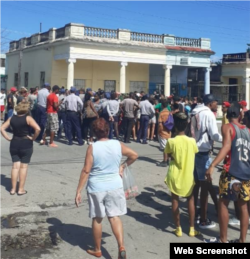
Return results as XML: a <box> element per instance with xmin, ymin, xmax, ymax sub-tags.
<box><xmin>194</xmin><ymin>0</ymin><xmax>250</xmax><ymax>11</ymax></box>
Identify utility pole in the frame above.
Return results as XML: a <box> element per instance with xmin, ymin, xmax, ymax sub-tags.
<box><xmin>40</xmin><ymin>23</ymin><xmax>42</xmax><ymax>33</ymax></box>
<box><xmin>17</xmin><ymin>48</ymin><xmax>23</xmax><ymax>89</ymax></box>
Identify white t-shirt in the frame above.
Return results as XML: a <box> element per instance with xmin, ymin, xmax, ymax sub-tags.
<box><xmin>0</xmin><ymin>93</ymin><xmax>6</xmax><ymax>106</ymax></box>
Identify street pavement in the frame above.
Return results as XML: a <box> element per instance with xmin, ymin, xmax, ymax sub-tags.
<box><xmin>1</xmin><ymin>123</ymin><xmax>248</xmax><ymax>259</ymax></box>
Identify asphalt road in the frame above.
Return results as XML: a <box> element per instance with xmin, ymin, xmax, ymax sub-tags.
<box><xmin>1</xmin><ymin>122</ymin><xmax>247</xmax><ymax>259</ymax></box>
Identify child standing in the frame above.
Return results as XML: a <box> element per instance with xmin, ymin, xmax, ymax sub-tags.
<box><xmin>164</xmin><ymin>112</ymin><xmax>200</xmax><ymax>237</ymax></box>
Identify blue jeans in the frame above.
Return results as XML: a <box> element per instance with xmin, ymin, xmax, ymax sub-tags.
<box><xmin>194</xmin><ymin>152</ymin><xmax>210</xmax><ymax>181</ymax></box>
<box><xmin>57</xmin><ymin>111</ymin><xmax>67</xmax><ymax>138</ymax></box>
<box><xmin>36</xmin><ymin>105</ymin><xmax>47</xmax><ymax>140</ymax></box>
<box><xmin>137</xmin><ymin>115</ymin><xmax>150</xmax><ymax>142</ymax></box>
<box><xmin>7</xmin><ymin>109</ymin><xmax>13</xmax><ymax>120</ymax></box>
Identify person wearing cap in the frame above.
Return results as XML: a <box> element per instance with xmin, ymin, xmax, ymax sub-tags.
<box><xmin>57</xmin><ymin>89</ymin><xmax>67</xmax><ymax>139</ymax></box>
<box><xmin>36</xmin><ymin>83</ymin><xmax>51</xmax><ymax>141</ymax></box>
<box><xmin>205</xmin><ymin>102</ymin><xmax>250</xmax><ymax>243</ymax></box>
<box><xmin>6</xmin><ymin>87</ymin><xmax>17</xmax><ymax>120</ymax></box>
<box><xmin>222</xmin><ymin>101</ymin><xmax>230</xmax><ymax>126</ymax></box>
<box><xmin>41</xmin><ymin>85</ymin><xmax>62</xmax><ymax>147</ymax></box>
<box><xmin>136</xmin><ymin>94</ymin><xmax>155</xmax><ymax>144</ymax></box>
<box><xmin>65</xmin><ymin>87</ymin><xmax>84</xmax><ymax>146</ymax></box>
<box><xmin>191</xmin><ymin>94</ymin><xmax>222</xmax><ymax>230</ymax></box>
<box><xmin>239</xmin><ymin>100</ymin><xmax>248</xmax><ymax>125</ymax></box>
<box><xmin>0</xmin><ymin>88</ymin><xmax>6</xmax><ymax>121</ymax></box>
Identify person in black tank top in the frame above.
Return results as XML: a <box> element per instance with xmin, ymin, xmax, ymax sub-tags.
<box><xmin>204</xmin><ymin>103</ymin><xmax>250</xmax><ymax>243</ymax></box>
<box><xmin>1</xmin><ymin>102</ymin><xmax>40</xmax><ymax>196</ymax></box>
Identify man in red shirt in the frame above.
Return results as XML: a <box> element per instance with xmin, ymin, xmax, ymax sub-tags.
<box><xmin>41</xmin><ymin>85</ymin><xmax>61</xmax><ymax>147</ymax></box>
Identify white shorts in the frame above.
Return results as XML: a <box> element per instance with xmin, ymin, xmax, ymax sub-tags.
<box><xmin>149</xmin><ymin>116</ymin><xmax>156</xmax><ymax>124</ymax></box>
<box><xmin>158</xmin><ymin>135</ymin><xmax>167</xmax><ymax>150</ymax></box>
<box><xmin>88</xmin><ymin>188</ymin><xmax>127</xmax><ymax>218</ymax></box>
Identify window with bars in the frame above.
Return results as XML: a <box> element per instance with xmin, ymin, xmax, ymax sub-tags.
<box><xmin>129</xmin><ymin>81</ymin><xmax>147</xmax><ymax>93</ymax></box>
<box><xmin>14</xmin><ymin>73</ymin><xmax>18</xmax><ymax>87</ymax></box>
<box><xmin>1</xmin><ymin>58</ymin><xmax>5</xmax><ymax>67</ymax></box>
<box><xmin>40</xmin><ymin>72</ymin><xmax>45</xmax><ymax>87</ymax></box>
<box><xmin>24</xmin><ymin>72</ymin><xmax>29</xmax><ymax>88</ymax></box>
<box><xmin>74</xmin><ymin>79</ymin><xmax>85</xmax><ymax>89</ymax></box>
<box><xmin>104</xmin><ymin>80</ymin><xmax>116</xmax><ymax>92</ymax></box>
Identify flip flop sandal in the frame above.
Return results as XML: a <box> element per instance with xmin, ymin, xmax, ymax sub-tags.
<box><xmin>10</xmin><ymin>191</ymin><xmax>16</xmax><ymax>195</ymax></box>
<box><xmin>17</xmin><ymin>191</ymin><xmax>28</xmax><ymax>196</ymax></box>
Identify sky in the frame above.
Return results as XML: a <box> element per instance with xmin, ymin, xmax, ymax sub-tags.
<box><xmin>1</xmin><ymin>0</ymin><xmax>250</xmax><ymax>61</ymax></box>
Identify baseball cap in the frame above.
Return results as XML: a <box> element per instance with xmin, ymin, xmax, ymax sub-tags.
<box><xmin>60</xmin><ymin>89</ymin><xmax>66</xmax><ymax>94</ymax></box>
<box><xmin>239</xmin><ymin>100</ymin><xmax>247</xmax><ymax>106</ymax></box>
<box><xmin>70</xmin><ymin>86</ymin><xmax>77</xmax><ymax>92</ymax></box>
<box><xmin>10</xmin><ymin>87</ymin><xmax>17</xmax><ymax>92</ymax></box>
<box><xmin>86</xmin><ymin>88</ymin><xmax>92</xmax><ymax>92</ymax></box>
<box><xmin>203</xmin><ymin>94</ymin><xmax>217</xmax><ymax>105</ymax></box>
<box><xmin>44</xmin><ymin>82</ymin><xmax>50</xmax><ymax>87</ymax></box>
<box><xmin>222</xmin><ymin>101</ymin><xmax>231</xmax><ymax>108</ymax></box>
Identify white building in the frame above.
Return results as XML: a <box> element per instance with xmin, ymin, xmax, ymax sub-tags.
<box><xmin>6</xmin><ymin>23</ymin><xmax>214</xmax><ymax>95</ymax></box>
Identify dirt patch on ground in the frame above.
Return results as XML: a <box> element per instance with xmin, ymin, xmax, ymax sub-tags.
<box><xmin>1</xmin><ymin>211</ymin><xmax>61</xmax><ymax>259</ymax></box>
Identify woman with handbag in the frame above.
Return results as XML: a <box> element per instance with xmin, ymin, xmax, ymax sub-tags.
<box><xmin>75</xmin><ymin>118</ymin><xmax>138</xmax><ymax>259</ymax></box>
<box><xmin>82</xmin><ymin>93</ymin><xmax>99</xmax><ymax>145</ymax></box>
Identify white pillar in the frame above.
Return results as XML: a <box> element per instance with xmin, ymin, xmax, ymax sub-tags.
<box><xmin>66</xmin><ymin>58</ymin><xmax>76</xmax><ymax>89</ymax></box>
<box><xmin>163</xmin><ymin>65</ymin><xmax>172</xmax><ymax>97</ymax></box>
<box><xmin>204</xmin><ymin>67</ymin><xmax>211</xmax><ymax>95</ymax></box>
<box><xmin>120</xmin><ymin>62</ymin><xmax>127</xmax><ymax>93</ymax></box>
<box><xmin>245</xmin><ymin>77</ymin><xmax>250</xmax><ymax>109</ymax></box>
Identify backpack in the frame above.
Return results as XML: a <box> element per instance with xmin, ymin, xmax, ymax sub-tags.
<box><xmin>185</xmin><ymin>110</ymin><xmax>208</xmax><ymax>141</ymax></box>
<box><xmin>163</xmin><ymin>113</ymin><xmax>174</xmax><ymax>131</ymax></box>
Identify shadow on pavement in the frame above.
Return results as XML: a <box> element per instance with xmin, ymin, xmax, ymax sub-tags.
<box><xmin>1</xmin><ymin>174</ymin><xmax>12</xmax><ymax>192</ymax></box>
<box><xmin>137</xmin><ymin>156</ymin><xmax>160</xmax><ymax>164</ymax></box>
<box><xmin>47</xmin><ymin>218</ymin><xmax>112</xmax><ymax>259</ymax></box>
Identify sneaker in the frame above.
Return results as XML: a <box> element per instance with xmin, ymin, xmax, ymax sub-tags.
<box><xmin>228</xmin><ymin>216</ymin><xmax>240</xmax><ymax>226</ymax></box>
<box><xmin>40</xmin><ymin>140</ymin><xmax>45</xmax><ymax>145</ymax></box>
<box><xmin>199</xmin><ymin>218</ymin><xmax>216</xmax><ymax>229</ymax></box>
<box><xmin>203</xmin><ymin>237</ymin><xmax>227</xmax><ymax>243</ymax></box>
<box><xmin>156</xmin><ymin>161</ymin><xmax>169</xmax><ymax>167</ymax></box>
<box><xmin>172</xmin><ymin>227</ymin><xmax>182</xmax><ymax>237</ymax></box>
<box><xmin>189</xmin><ymin>229</ymin><xmax>201</xmax><ymax>237</ymax></box>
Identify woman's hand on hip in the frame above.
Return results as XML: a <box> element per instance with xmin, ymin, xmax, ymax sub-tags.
<box><xmin>75</xmin><ymin>193</ymin><xmax>82</xmax><ymax>207</ymax></box>
<box><xmin>26</xmin><ymin>135</ymin><xmax>33</xmax><ymax>141</ymax></box>
<box><xmin>119</xmin><ymin>165</ymin><xmax>124</xmax><ymax>178</ymax></box>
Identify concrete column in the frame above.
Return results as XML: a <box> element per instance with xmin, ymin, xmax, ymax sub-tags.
<box><xmin>163</xmin><ymin>65</ymin><xmax>172</xmax><ymax>97</ymax></box>
<box><xmin>204</xmin><ymin>67</ymin><xmax>211</xmax><ymax>95</ymax></box>
<box><xmin>246</xmin><ymin>77</ymin><xmax>250</xmax><ymax>109</ymax></box>
<box><xmin>66</xmin><ymin>59</ymin><xmax>76</xmax><ymax>89</ymax></box>
<box><xmin>120</xmin><ymin>62</ymin><xmax>128</xmax><ymax>93</ymax></box>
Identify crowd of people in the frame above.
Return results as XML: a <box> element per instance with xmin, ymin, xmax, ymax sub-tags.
<box><xmin>1</xmin><ymin>83</ymin><xmax>250</xmax><ymax>256</ymax></box>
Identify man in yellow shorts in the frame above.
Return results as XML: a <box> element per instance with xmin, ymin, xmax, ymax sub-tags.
<box><xmin>205</xmin><ymin>103</ymin><xmax>250</xmax><ymax>243</ymax></box>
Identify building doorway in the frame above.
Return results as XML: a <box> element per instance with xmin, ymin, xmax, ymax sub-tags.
<box><xmin>229</xmin><ymin>78</ymin><xmax>238</xmax><ymax>102</ymax></box>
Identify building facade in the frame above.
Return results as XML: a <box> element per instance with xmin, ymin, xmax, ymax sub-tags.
<box><xmin>6</xmin><ymin>23</ymin><xmax>214</xmax><ymax>95</ymax></box>
<box><xmin>1</xmin><ymin>54</ymin><xmax>7</xmax><ymax>89</ymax></box>
<box><xmin>221</xmin><ymin>47</ymin><xmax>250</xmax><ymax>107</ymax></box>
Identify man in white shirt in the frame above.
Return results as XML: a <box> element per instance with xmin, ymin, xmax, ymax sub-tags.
<box><xmin>0</xmin><ymin>88</ymin><xmax>6</xmax><ymax>121</ymax></box>
<box><xmin>191</xmin><ymin>94</ymin><xmax>222</xmax><ymax>229</ymax></box>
